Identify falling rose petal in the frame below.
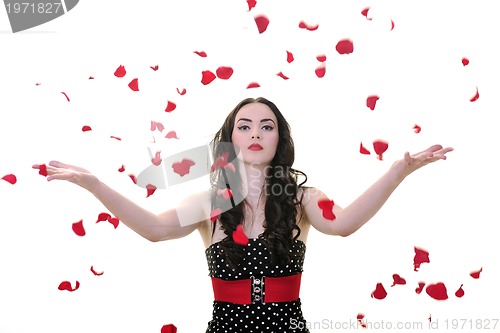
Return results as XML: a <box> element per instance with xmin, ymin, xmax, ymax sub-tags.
<box><xmin>161</xmin><ymin>324</ymin><xmax>177</xmax><ymax>333</ymax></box>
<box><xmin>455</xmin><ymin>284</ymin><xmax>464</xmax><ymax>298</ymax></box>
<box><xmin>286</xmin><ymin>51</ymin><xmax>294</xmax><ymax>63</ymax></box>
<box><xmin>96</xmin><ymin>212</ymin><xmax>111</xmax><ymax>223</ymax></box>
<box><xmin>359</xmin><ymin>143</ymin><xmax>371</xmax><ymax>155</ymax></box>
<box><xmin>165</xmin><ymin>131</ymin><xmax>178</xmax><ymax>139</ymax></box>
<box><xmin>232</xmin><ymin>225</ymin><xmax>249</xmax><ymax>245</ymax></box>
<box><xmin>470</xmin><ymin>267</ymin><xmax>482</xmax><ymax>279</ymax></box>
<box><xmin>277</xmin><ymin>72</ymin><xmax>289</xmax><ymax>80</ymax></box>
<box><xmin>254</xmin><ymin>15</ymin><xmax>270</xmax><ymax>33</ymax></box>
<box><xmin>211</xmin><ymin>152</ymin><xmax>234</xmax><ymax>172</ymax></box>
<box><xmin>165</xmin><ymin>101</ymin><xmax>176</xmax><ymax>112</ymax></box>
<box><xmin>114</xmin><ymin>65</ymin><xmax>126</xmax><ymax>77</ymax></box>
<box><xmin>89</xmin><ymin>76</ymin><xmax>94</xmax><ymax>80</ymax></box>
<box><xmin>176</xmin><ymin>87</ymin><xmax>186</xmax><ymax>95</ymax></box>
<box><xmin>390</xmin><ymin>20</ymin><xmax>395</xmax><ymax>31</ymax></box>
<box><xmin>201</xmin><ymin>70</ymin><xmax>216</xmax><ymax>85</ymax></box>
<box><xmin>152</xmin><ymin>151</ymin><xmax>162</xmax><ymax>166</ymax></box>
<box><xmin>371</xmin><ymin>283</ymin><xmax>387</xmax><ymax>300</ymax></box>
<box><xmin>315</xmin><ymin>65</ymin><xmax>326</xmax><ymax>78</ymax></box>
<box><xmin>217</xmin><ymin>188</ymin><xmax>233</xmax><ymax>200</ymax></box>
<box><xmin>470</xmin><ymin>87</ymin><xmax>479</xmax><ymax>102</ymax></box>
<box><xmin>413</xmin><ymin>124</ymin><xmax>422</xmax><ymax>133</ymax></box>
<box><xmin>90</xmin><ymin>266</ymin><xmax>104</xmax><ymax>276</ymax></box>
<box><xmin>35</xmin><ymin>82</ymin><xmax>41</xmax><ymax>86</ymax></box>
<box><xmin>426</xmin><ymin>282</ymin><xmax>448</xmax><ymax>300</ymax></box>
<box><xmin>194</xmin><ymin>51</ymin><xmax>207</xmax><ymax>57</ymax></box>
<box><xmin>414</xmin><ymin>246</ymin><xmax>430</xmax><ymax>271</ymax></box>
<box><xmin>246</xmin><ymin>0</ymin><xmax>256</xmax><ymax>11</ymax></box>
<box><xmin>462</xmin><ymin>57</ymin><xmax>469</xmax><ymax>66</ymax></box>
<box><xmin>1</xmin><ymin>174</ymin><xmax>17</xmax><ymax>184</ymax></box>
<box><xmin>361</xmin><ymin>7</ymin><xmax>372</xmax><ymax>20</ymax></box>
<box><xmin>316</xmin><ymin>55</ymin><xmax>326</xmax><ymax>62</ymax></box>
<box><xmin>216</xmin><ymin>66</ymin><xmax>234</xmax><ymax>80</ymax></box>
<box><xmin>82</xmin><ymin>125</ymin><xmax>92</xmax><ymax>132</ymax></box>
<box><xmin>357</xmin><ymin>313</ymin><xmax>367</xmax><ymax>328</ymax></box>
<box><xmin>128</xmin><ymin>78</ymin><xmax>139</xmax><ymax>91</ymax></box>
<box><xmin>366</xmin><ymin>95</ymin><xmax>379</xmax><ymax>110</ymax></box>
<box><xmin>150</xmin><ymin>65</ymin><xmax>159</xmax><ymax>71</ymax></box>
<box><xmin>210</xmin><ymin>208</ymin><xmax>222</xmax><ymax>222</ymax></box>
<box><xmin>317</xmin><ymin>199</ymin><xmax>336</xmax><ymax>220</ymax></box>
<box><xmin>110</xmin><ymin>136</ymin><xmax>122</xmax><ymax>141</ymax></box>
<box><xmin>391</xmin><ymin>274</ymin><xmax>407</xmax><ymax>287</ymax></box>
<box><xmin>298</xmin><ymin>21</ymin><xmax>319</xmax><ymax>31</ymax></box>
<box><xmin>118</xmin><ymin>165</ymin><xmax>125</xmax><ymax>172</ymax></box>
<box><xmin>415</xmin><ymin>282</ymin><xmax>426</xmax><ymax>294</ymax></box>
<box><xmin>37</xmin><ymin>164</ymin><xmax>48</xmax><ymax>176</ymax></box>
<box><xmin>172</xmin><ymin>159</ymin><xmax>195</xmax><ymax>177</ymax></box>
<box><xmin>247</xmin><ymin>82</ymin><xmax>260</xmax><ymax>89</ymax></box>
<box><xmin>336</xmin><ymin>39</ymin><xmax>354</xmax><ymax>55</ymax></box>
<box><xmin>129</xmin><ymin>174</ymin><xmax>137</xmax><ymax>184</ymax></box>
<box><xmin>61</xmin><ymin>92</ymin><xmax>70</xmax><ymax>102</ymax></box>
<box><xmin>151</xmin><ymin>121</ymin><xmax>165</xmax><ymax>132</ymax></box>
<box><xmin>146</xmin><ymin>184</ymin><xmax>157</xmax><ymax>198</ymax></box>
<box><xmin>373</xmin><ymin>140</ymin><xmax>388</xmax><ymax>160</ymax></box>
<box><xmin>72</xmin><ymin>220</ymin><xmax>85</xmax><ymax>236</ymax></box>
<box><xmin>58</xmin><ymin>280</ymin><xmax>80</xmax><ymax>292</ymax></box>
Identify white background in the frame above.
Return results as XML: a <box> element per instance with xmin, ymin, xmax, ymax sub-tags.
<box><xmin>0</xmin><ymin>1</ymin><xmax>499</xmax><ymax>332</ymax></box>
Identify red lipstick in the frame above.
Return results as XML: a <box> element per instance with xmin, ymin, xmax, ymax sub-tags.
<box><xmin>248</xmin><ymin>143</ymin><xmax>263</xmax><ymax>151</ymax></box>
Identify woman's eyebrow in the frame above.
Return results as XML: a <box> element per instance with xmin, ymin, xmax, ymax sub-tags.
<box><xmin>236</xmin><ymin>118</ymin><xmax>276</xmax><ymax>125</ymax></box>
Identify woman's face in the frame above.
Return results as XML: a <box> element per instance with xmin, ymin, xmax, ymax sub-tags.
<box><xmin>231</xmin><ymin>102</ymin><xmax>279</xmax><ymax>167</ymax></box>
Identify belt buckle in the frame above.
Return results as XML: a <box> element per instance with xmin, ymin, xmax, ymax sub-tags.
<box><xmin>251</xmin><ymin>276</ymin><xmax>265</xmax><ymax>304</ymax></box>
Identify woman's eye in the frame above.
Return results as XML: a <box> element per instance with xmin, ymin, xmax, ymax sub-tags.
<box><xmin>262</xmin><ymin>125</ymin><xmax>274</xmax><ymax>131</ymax></box>
<box><xmin>238</xmin><ymin>125</ymin><xmax>250</xmax><ymax>131</ymax></box>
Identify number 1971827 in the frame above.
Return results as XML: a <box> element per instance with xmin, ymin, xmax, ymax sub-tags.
<box><xmin>6</xmin><ymin>2</ymin><xmax>62</xmax><ymax>14</ymax></box>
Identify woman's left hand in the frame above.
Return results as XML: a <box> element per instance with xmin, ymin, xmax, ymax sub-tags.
<box><xmin>395</xmin><ymin>144</ymin><xmax>454</xmax><ymax>178</ymax></box>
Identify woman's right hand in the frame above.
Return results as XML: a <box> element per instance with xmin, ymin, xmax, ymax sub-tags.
<box><xmin>32</xmin><ymin>160</ymin><xmax>99</xmax><ymax>190</ymax></box>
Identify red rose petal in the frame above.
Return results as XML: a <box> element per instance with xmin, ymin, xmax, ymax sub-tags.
<box><xmin>201</xmin><ymin>70</ymin><xmax>216</xmax><ymax>85</ymax></box>
<box><xmin>390</xmin><ymin>20</ymin><xmax>395</xmax><ymax>31</ymax></box>
<box><xmin>373</xmin><ymin>140</ymin><xmax>388</xmax><ymax>160</ymax></box>
<box><xmin>232</xmin><ymin>225</ymin><xmax>249</xmax><ymax>245</ymax></box>
<box><xmin>413</xmin><ymin>124</ymin><xmax>422</xmax><ymax>133</ymax></box>
<box><xmin>194</xmin><ymin>51</ymin><xmax>207</xmax><ymax>57</ymax></box>
<box><xmin>426</xmin><ymin>282</ymin><xmax>448</xmax><ymax>300</ymax></box>
<box><xmin>146</xmin><ymin>184</ymin><xmax>157</xmax><ymax>198</ymax></box>
<box><xmin>152</xmin><ymin>151</ymin><xmax>162</xmax><ymax>166</ymax></box>
<box><xmin>107</xmin><ymin>217</ymin><xmax>119</xmax><ymax>229</ymax></box>
<box><xmin>366</xmin><ymin>95</ymin><xmax>379</xmax><ymax>110</ymax></box>
<box><xmin>37</xmin><ymin>164</ymin><xmax>48</xmax><ymax>177</ymax></box>
<box><xmin>470</xmin><ymin>87</ymin><xmax>479</xmax><ymax>102</ymax></box>
<box><xmin>316</xmin><ymin>55</ymin><xmax>326</xmax><ymax>62</ymax></box>
<box><xmin>129</xmin><ymin>174</ymin><xmax>137</xmax><ymax>184</ymax></box>
<box><xmin>371</xmin><ymin>283</ymin><xmax>387</xmax><ymax>300</ymax></box>
<box><xmin>176</xmin><ymin>88</ymin><xmax>186</xmax><ymax>95</ymax></box>
<box><xmin>414</xmin><ymin>246</ymin><xmax>430</xmax><ymax>271</ymax></box>
<box><xmin>114</xmin><ymin>65</ymin><xmax>126</xmax><ymax>78</ymax></box>
<box><xmin>172</xmin><ymin>159</ymin><xmax>195</xmax><ymax>177</ymax></box>
<box><xmin>277</xmin><ymin>72</ymin><xmax>289</xmax><ymax>80</ymax></box>
<box><xmin>357</xmin><ymin>313</ymin><xmax>367</xmax><ymax>328</ymax></box>
<box><xmin>165</xmin><ymin>101</ymin><xmax>176</xmax><ymax>112</ymax></box>
<box><xmin>210</xmin><ymin>208</ymin><xmax>222</xmax><ymax>222</ymax></box>
<box><xmin>161</xmin><ymin>324</ymin><xmax>177</xmax><ymax>333</ymax></box>
<box><xmin>415</xmin><ymin>282</ymin><xmax>426</xmax><ymax>294</ymax></box>
<box><xmin>336</xmin><ymin>39</ymin><xmax>354</xmax><ymax>55</ymax></box>
<box><xmin>298</xmin><ymin>21</ymin><xmax>318</xmax><ymax>31</ymax></box>
<box><xmin>216</xmin><ymin>66</ymin><xmax>234</xmax><ymax>80</ymax></box>
<box><xmin>455</xmin><ymin>284</ymin><xmax>464</xmax><ymax>298</ymax></box>
<box><xmin>1</xmin><ymin>174</ymin><xmax>17</xmax><ymax>184</ymax></box>
<box><xmin>254</xmin><ymin>15</ymin><xmax>270</xmax><ymax>34</ymax></box>
<box><xmin>246</xmin><ymin>0</ymin><xmax>256</xmax><ymax>11</ymax></box>
<box><xmin>211</xmin><ymin>152</ymin><xmax>236</xmax><ymax>173</ymax></box>
<box><xmin>96</xmin><ymin>212</ymin><xmax>111</xmax><ymax>223</ymax></box>
<box><xmin>90</xmin><ymin>266</ymin><xmax>104</xmax><ymax>276</ymax></box>
<box><xmin>128</xmin><ymin>78</ymin><xmax>139</xmax><ymax>91</ymax></box>
<box><xmin>470</xmin><ymin>267</ymin><xmax>482</xmax><ymax>279</ymax></box>
<box><xmin>89</xmin><ymin>76</ymin><xmax>94</xmax><ymax>80</ymax></box>
<box><xmin>72</xmin><ymin>220</ymin><xmax>85</xmax><ymax>236</ymax></box>
<box><xmin>61</xmin><ymin>92</ymin><xmax>70</xmax><ymax>102</ymax></box>
<box><xmin>217</xmin><ymin>188</ymin><xmax>233</xmax><ymax>200</ymax></box>
<box><xmin>391</xmin><ymin>274</ymin><xmax>407</xmax><ymax>287</ymax></box>
<box><xmin>150</xmin><ymin>65</ymin><xmax>159</xmax><ymax>71</ymax></box>
<box><xmin>110</xmin><ymin>136</ymin><xmax>122</xmax><ymax>141</ymax></box>
<box><xmin>317</xmin><ymin>199</ymin><xmax>336</xmax><ymax>220</ymax></box>
<box><xmin>151</xmin><ymin>121</ymin><xmax>165</xmax><ymax>132</ymax></box>
<box><xmin>359</xmin><ymin>143</ymin><xmax>370</xmax><ymax>155</ymax></box>
<box><xmin>82</xmin><ymin>125</ymin><xmax>92</xmax><ymax>132</ymax></box>
<box><xmin>247</xmin><ymin>82</ymin><xmax>260</xmax><ymax>89</ymax></box>
<box><xmin>315</xmin><ymin>65</ymin><xmax>326</xmax><ymax>78</ymax></box>
<box><xmin>361</xmin><ymin>7</ymin><xmax>372</xmax><ymax>20</ymax></box>
<box><xmin>462</xmin><ymin>57</ymin><xmax>469</xmax><ymax>66</ymax></box>
<box><xmin>58</xmin><ymin>280</ymin><xmax>80</xmax><ymax>292</ymax></box>
<box><xmin>286</xmin><ymin>51</ymin><xmax>294</xmax><ymax>63</ymax></box>
<box><xmin>165</xmin><ymin>131</ymin><xmax>178</xmax><ymax>139</ymax></box>
<box><xmin>118</xmin><ymin>165</ymin><xmax>125</xmax><ymax>172</ymax></box>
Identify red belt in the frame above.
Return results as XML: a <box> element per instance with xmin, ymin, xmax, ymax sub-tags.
<box><xmin>211</xmin><ymin>273</ymin><xmax>302</xmax><ymax>305</ymax></box>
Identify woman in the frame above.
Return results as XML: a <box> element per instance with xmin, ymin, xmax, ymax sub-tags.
<box><xmin>33</xmin><ymin>97</ymin><xmax>453</xmax><ymax>332</ymax></box>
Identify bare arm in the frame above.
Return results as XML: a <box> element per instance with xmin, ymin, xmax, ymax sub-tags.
<box><xmin>33</xmin><ymin>160</ymin><xmax>209</xmax><ymax>242</ymax></box>
<box><xmin>303</xmin><ymin>145</ymin><xmax>453</xmax><ymax>237</ymax></box>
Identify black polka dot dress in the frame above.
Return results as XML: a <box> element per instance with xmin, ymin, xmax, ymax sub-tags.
<box><xmin>205</xmin><ymin>238</ymin><xmax>310</xmax><ymax>333</ymax></box>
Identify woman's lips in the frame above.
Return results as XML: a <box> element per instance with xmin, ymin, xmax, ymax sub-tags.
<box><xmin>248</xmin><ymin>143</ymin><xmax>263</xmax><ymax>150</ymax></box>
